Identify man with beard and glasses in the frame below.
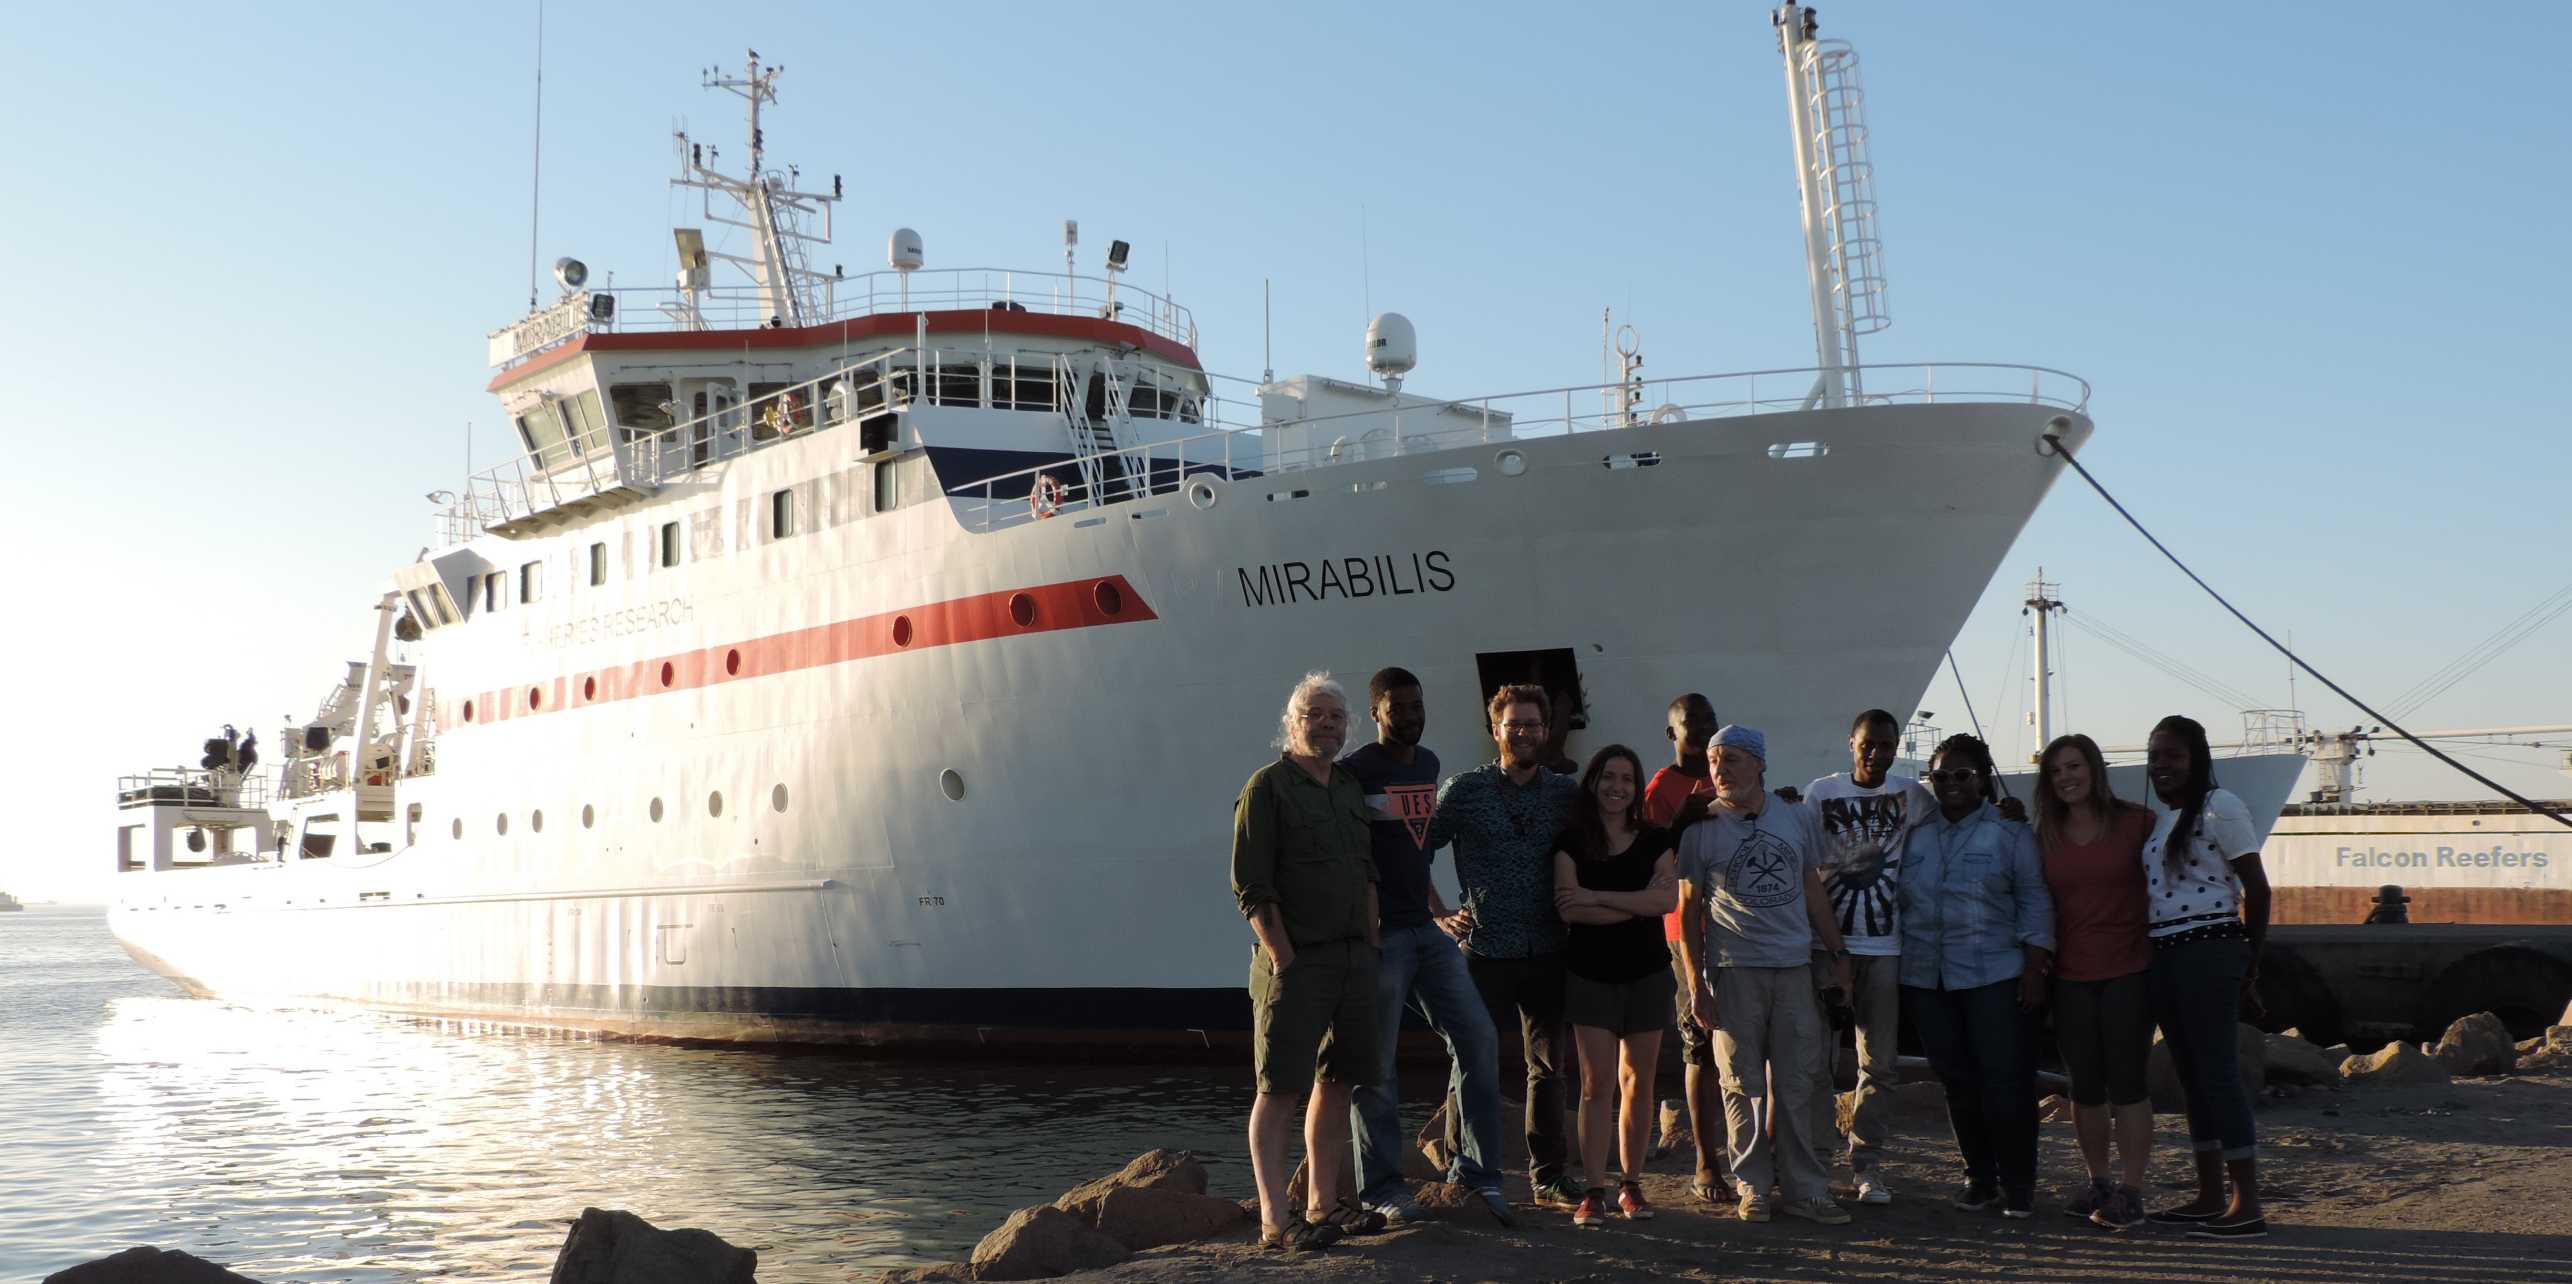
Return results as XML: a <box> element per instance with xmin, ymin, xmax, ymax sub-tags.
<box><xmin>1423</xmin><ymin>683</ymin><xmax>1585</xmax><ymax>1210</ymax></box>
<box><xmin>1802</xmin><ymin>708</ymin><xmax>1935</xmax><ymax>1204</ymax></box>
<box><xmin>1342</xmin><ymin>667</ymin><xmax>1513</xmax><ymax>1227</ymax></box>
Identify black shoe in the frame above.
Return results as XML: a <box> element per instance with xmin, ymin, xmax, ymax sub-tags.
<box><xmin>1952</xmin><ymin>1183</ymin><xmax>2002</xmax><ymax>1212</ymax></box>
<box><xmin>2001</xmin><ymin>1187</ymin><xmax>2035</xmax><ymax>1220</ymax></box>
<box><xmin>2188</xmin><ymin>1216</ymin><xmax>2269</xmax><ymax>1240</ymax></box>
<box><xmin>2149</xmin><ymin>1203</ymin><xmax>2224</xmax><ymax>1225</ymax></box>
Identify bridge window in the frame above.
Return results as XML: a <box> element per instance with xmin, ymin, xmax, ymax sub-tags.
<box><xmin>519</xmin><ymin>561</ymin><xmax>543</xmax><ymax>604</ymax></box>
<box><xmin>516</xmin><ymin>401</ymin><xmax>572</xmax><ymax>469</ymax></box>
<box><xmin>560</xmin><ymin>389</ymin><xmax>607</xmax><ymax>457</ymax></box>
<box><xmin>483</xmin><ymin>572</ymin><xmax>505</xmax><ymax>613</ymax></box>
<box><xmin>609</xmin><ymin>382</ymin><xmax>676</xmax><ymax>441</ymax></box>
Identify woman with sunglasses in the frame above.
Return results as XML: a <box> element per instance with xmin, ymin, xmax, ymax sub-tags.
<box><xmin>1893</xmin><ymin>734</ymin><xmax>2054</xmax><ymax>1219</ymax></box>
<box><xmin>1551</xmin><ymin>744</ymin><xmax>1680</xmax><ymax>1228</ymax></box>
<box><xmin>2033</xmin><ymin>733</ymin><xmax>2157</xmax><ymax>1230</ymax></box>
<box><xmin>2139</xmin><ymin>715</ymin><xmax>2272</xmax><ymax>1239</ymax></box>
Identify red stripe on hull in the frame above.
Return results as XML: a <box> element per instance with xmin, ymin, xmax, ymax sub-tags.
<box><xmin>446</xmin><ymin>575</ymin><xmax>1155</xmax><ymax>730</ymax></box>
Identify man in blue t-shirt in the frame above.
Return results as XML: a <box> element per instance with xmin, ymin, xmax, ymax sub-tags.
<box><xmin>1340</xmin><ymin>667</ymin><xmax>1511</xmax><ymax>1227</ymax></box>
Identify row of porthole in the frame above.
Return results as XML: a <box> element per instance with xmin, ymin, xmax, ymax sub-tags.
<box><xmin>457</xmin><ymin>580</ymin><xmax>1127</xmax><ymax>722</ymax></box>
<box><xmin>445</xmin><ymin>783</ymin><xmax>792</xmax><ymax>841</ymax></box>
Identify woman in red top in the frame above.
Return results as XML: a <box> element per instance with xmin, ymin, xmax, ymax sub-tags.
<box><xmin>2033</xmin><ymin>733</ymin><xmax>2157</xmax><ymax>1230</ymax></box>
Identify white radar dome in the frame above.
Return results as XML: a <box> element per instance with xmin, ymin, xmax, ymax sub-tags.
<box><xmin>888</xmin><ymin>228</ymin><xmax>924</xmax><ymax>272</ymax></box>
<box><xmin>1365</xmin><ymin>312</ymin><xmax>1417</xmax><ymax>381</ymax></box>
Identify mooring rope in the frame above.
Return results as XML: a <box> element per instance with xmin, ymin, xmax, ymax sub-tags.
<box><xmin>2038</xmin><ymin>429</ymin><xmax>2572</xmax><ymax>830</ymax></box>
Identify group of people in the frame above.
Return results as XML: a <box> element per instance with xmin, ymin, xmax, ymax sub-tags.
<box><xmin>1228</xmin><ymin>670</ymin><xmax>2275</xmax><ymax>1254</ymax></box>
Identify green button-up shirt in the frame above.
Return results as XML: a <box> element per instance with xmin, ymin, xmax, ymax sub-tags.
<box><xmin>1232</xmin><ymin>755</ymin><xmax>1378</xmax><ymax>948</ymax></box>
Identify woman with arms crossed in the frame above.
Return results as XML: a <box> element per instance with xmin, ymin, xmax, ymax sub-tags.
<box><xmin>2033</xmin><ymin>733</ymin><xmax>2158</xmax><ymax>1230</ymax></box>
<box><xmin>1552</xmin><ymin>745</ymin><xmax>1681</xmax><ymax>1228</ymax></box>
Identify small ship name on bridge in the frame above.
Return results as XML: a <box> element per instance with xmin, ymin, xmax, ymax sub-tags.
<box><xmin>2336</xmin><ymin>846</ymin><xmax>2552</xmax><ymax>870</ymax></box>
<box><xmin>532</xmin><ymin>597</ymin><xmax>697</xmax><ymax>648</ymax></box>
<box><xmin>1235</xmin><ymin>551</ymin><xmax>1455</xmax><ymax>608</ymax></box>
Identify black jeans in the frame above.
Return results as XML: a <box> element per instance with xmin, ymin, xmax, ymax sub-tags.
<box><xmin>1903</xmin><ymin>978</ymin><xmax>2038</xmax><ymax>1194</ymax></box>
<box><xmin>2148</xmin><ymin>935</ymin><xmax>2258</xmax><ymax>1160</ymax></box>
<box><xmin>1441</xmin><ymin>950</ymin><xmax>1570</xmax><ymax>1186</ymax></box>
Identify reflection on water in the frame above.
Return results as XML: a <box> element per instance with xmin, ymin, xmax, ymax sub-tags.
<box><xmin>0</xmin><ymin>911</ymin><xmax>1253</xmax><ymax>1281</ymax></box>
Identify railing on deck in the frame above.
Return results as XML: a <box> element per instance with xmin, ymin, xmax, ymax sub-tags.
<box><xmin>949</xmin><ymin>362</ymin><xmax>2090</xmax><ymax>534</ymax></box>
<box><xmin>116</xmin><ymin>766</ymin><xmax>270</xmax><ymax>810</ymax></box>
<box><xmin>506</xmin><ymin>266</ymin><xmax>1196</xmax><ymax>357</ymax></box>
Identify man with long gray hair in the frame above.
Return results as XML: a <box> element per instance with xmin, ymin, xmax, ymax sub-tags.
<box><xmin>1232</xmin><ymin>671</ymin><xmax>1383</xmax><ymax>1253</ymax></box>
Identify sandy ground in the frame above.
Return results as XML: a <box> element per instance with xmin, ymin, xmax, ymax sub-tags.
<box><xmin>968</xmin><ymin>1069</ymin><xmax>2572</xmax><ymax>1283</ymax></box>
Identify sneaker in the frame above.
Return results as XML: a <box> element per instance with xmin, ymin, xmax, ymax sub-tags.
<box><xmin>1780</xmin><ymin>1196</ymin><xmax>1852</xmax><ymax>1226</ymax></box>
<box><xmin>1951</xmin><ymin>1182</ymin><xmax>2002</xmax><ymax>1212</ymax></box>
<box><xmin>2148</xmin><ymin>1201</ymin><xmax>2225</xmax><ymax>1225</ymax></box>
<box><xmin>1573</xmin><ymin>1190</ymin><xmax>1609</xmax><ymax>1228</ymax></box>
<box><xmin>1738</xmin><ymin>1189</ymin><xmax>1773</xmax><ymax>1222</ymax></box>
<box><xmin>1855</xmin><ymin>1176</ymin><xmax>1894</xmax><ymax>1206</ymax></box>
<box><xmin>1534</xmin><ymin>1176</ymin><xmax>1586</xmax><ymax>1210</ymax></box>
<box><xmin>2064</xmin><ymin>1176</ymin><xmax>2111</xmax><ymax>1220</ymax></box>
<box><xmin>2187</xmin><ymin>1215</ymin><xmax>2269</xmax><ymax>1240</ymax></box>
<box><xmin>1366</xmin><ymin>1196</ymin><xmax>1426</xmax><ymax>1227</ymax></box>
<box><xmin>1474</xmin><ymin>1187</ymin><xmax>1517</xmax><ymax>1230</ymax></box>
<box><xmin>2089</xmin><ymin>1184</ymin><xmax>2145</xmax><ymax>1231</ymax></box>
<box><xmin>1618</xmin><ymin>1181</ymin><xmax>1655</xmax><ymax>1221</ymax></box>
<box><xmin>2002</xmin><ymin>1187</ymin><xmax>2036</xmax><ymax>1220</ymax></box>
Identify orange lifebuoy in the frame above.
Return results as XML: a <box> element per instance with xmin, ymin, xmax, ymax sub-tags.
<box><xmin>1029</xmin><ymin>474</ymin><xmax>1066</xmax><ymax>520</ymax></box>
<box><xmin>769</xmin><ymin>391</ymin><xmax>801</xmax><ymax>434</ymax></box>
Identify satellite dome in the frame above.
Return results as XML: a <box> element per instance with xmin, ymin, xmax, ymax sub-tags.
<box><xmin>1365</xmin><ymin>312</ymin><xmax>1417</xmax><ymax>381</ymax></box>
<box><xmin>888</xmin><ymin>228</ymin><xmax>924</xmax><ymax>272</ymax></box>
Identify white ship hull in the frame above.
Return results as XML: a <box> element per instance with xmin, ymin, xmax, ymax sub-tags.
<box><xmin>111</xmin><ymin>399</ymin><xmax>2085</xmax><ymax>1046</ymax></box>
<box><xmin>1994</xmin><ymin>751</ymin><xmax>2308</xmax><ymax>848</ymax></box>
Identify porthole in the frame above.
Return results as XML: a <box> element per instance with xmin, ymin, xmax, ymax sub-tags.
<box><xmin>708</xmin><ymin>791</ymin><xmax>725</xmax><ymax>818</ymax></box>
<box><xmin>463</xmin><ymin>699</ymin><xmax>476</xmax><ymax>722</ymax></box>
<box><xmin>1495</xmin><ymin>448</ymin><xmax>1528</xmax><ymax>477</ymax></box>
<box><xmin>770</xmin><ymin>784</ymin><xmax>789</xmax><ymax>813</ymax></box>
<box><xmin>496</xmin><ymin>813</ymin><xmax>509</xmax><ymax>836</ymax></box>
<box><xmin>892</xmin><ymin>615</ymin><xmax>915</xmax><ymax>647</ymax></box>
<box><xmin>725</xmin><ymin>648</ymin><xmax>742</xmax><ymax>676</ymax></box>
<box><xmin>939</xmin><ymin>768</ymin><xmax>966</xmax><ymax>802</ymax></box>
<box><xmin>649</xmin><ymin>797</ymin><xmax>665</xmax><ymax>823</ymax></box>
<box><xmin>451</xmin><ymin>819</ymin><xmax>463</xmax><ymax>840</ymax></box>
<box><xmin>1093</xmin><ymin>580</ymin><xmax>1125</xmax><ymax>616</ymax></box>
<box><xmin>527</xmin><ymin>686</ymin><xmax>543</xmax><ymax>710</ymax></box>
<box><xmin>659</xmin><ymin>661</ymin><xmax>676</xmax><ymax>688</ymax></box>
<box><xmin>582</xmin><ymin>676</ymin><xmax>597</xmax><ymax>702</ymax></box>
<box><xmin>531</xmin><ymin>809</ymin><xmax>545</xmax><ymax>833</ymax></box>
<box><xmin>1008</xmin><ymin>592</ymin><xmax>1037</xmax><ymax>628</ymax></box>
<box><xmin>581</xmin><ymin>804</ymin><xmax>596</xmax><ymax>829</ymax></box>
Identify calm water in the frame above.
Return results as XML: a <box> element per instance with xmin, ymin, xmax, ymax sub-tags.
<box><xmin>0</xmin><ymin>908</ymin><xmax>1259</xmax><ymax>1281</ymax></box>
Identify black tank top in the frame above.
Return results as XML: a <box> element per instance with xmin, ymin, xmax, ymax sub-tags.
<box><xmin>1566</xmin><ymin>826</ymin><xmax>1676</xmax><ymax>983</ymax></box>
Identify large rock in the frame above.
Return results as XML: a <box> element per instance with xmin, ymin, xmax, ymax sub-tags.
<box><xmin>875</xmin><ymin>1267</ymin><xmax>974</xmax><ymax>1283</ymax></box>
<box><xmin>1054</xmin><ymin>1148</ymin><xmax>1209</xmax><ymax>1208</ymax></box>
<box><xmin>2145</xmin><ymin>1024</ymin><xmax>2269</xmax><ymax>1113</ymax></box>
<box><xmin>970</xmin><ymin>1205</ymin><xmax>1130</xmax><ymax>1281</ymax></box>
<box><xmin>45</xmin><ymin>1247</ymin><xmax>263</xmax><ymax>1284</ymax></box>
<box><xmin>2551</xmin><ymin>1026</ymin><xmax>2572</xmax><ymax>1052</ymax></box>
<box><xmin>2432</xmin><ymin>1012</ymin><xmax>2518</xmax><ymax>1075</ymax></box>
<box><xmin>2341</xmin><ymin>1040</ymin><xmax>2451</xmax><ymax>1087</ymax></box>
<box><xmin>1061</xmin><ymin>1185</ymin><xmax>1247</xmax><ymax>1251</ymax></box>
<box><xmin>549</xmin><ymin>1209</ymin><xmax>755</xmax><ymax>1284</ymax></box>
<box><xmin>2264</xmin><ymin>1031</ymin><xmax>2344</xmax><ymax>1086</ymax></box>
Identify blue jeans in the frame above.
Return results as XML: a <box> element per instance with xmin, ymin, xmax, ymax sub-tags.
<box><xmin>1351</xmin><ymin>924</ymin><xmax>1504</xmax><ymax>1201</ymax></box>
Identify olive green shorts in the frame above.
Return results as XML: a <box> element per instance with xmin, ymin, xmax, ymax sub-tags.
<box><xmin>1249</xmin><ymin>939</ymin><xmax>1378</xmax><ymax>1097</ymax></box>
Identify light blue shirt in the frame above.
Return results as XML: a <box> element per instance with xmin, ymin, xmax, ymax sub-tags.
<box><xmin>1894</xmin><ymin>802</ymin><xmax>2055</xmax><ymax>992</ymax></box>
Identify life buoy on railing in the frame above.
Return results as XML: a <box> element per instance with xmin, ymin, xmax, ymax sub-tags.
<box><xmin>765</xmin><ymin>391</ymin><xmax>802</xmax><ymax>436</ymax></box>
<box><xmin>1029</xmin><ymin>474</ymin><xmax>1066</xmax><ymax>520</ymax></box>
<box><xmin>1647</xmin><ymin>403</ymin><xmax>1687</xmax><ymax>426</ymax></box>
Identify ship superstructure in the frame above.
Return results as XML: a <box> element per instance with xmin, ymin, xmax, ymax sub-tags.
<box><xmin>107</xmin><ymin>13</ymin><xmax>2100</xmax><ymax>1045</ymax></box>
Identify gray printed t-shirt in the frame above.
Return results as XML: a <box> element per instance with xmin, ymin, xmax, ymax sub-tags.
<box><xmin>1678</xmin><ymin>797</ymin><xmax>1828</xmax><ymax>969</ymax></box>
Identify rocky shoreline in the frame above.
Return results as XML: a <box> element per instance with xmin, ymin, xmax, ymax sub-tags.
<box><xmin>43</xmin><ymin>1015</ymin><xmax>2572</xmax><ymax>1283</ymax></box>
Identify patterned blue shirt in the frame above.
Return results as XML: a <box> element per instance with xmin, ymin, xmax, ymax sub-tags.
<box><xmin>1425</xmin><ymin>763</ymin><xmax>1579</xmax><ymax>959</ymax></box>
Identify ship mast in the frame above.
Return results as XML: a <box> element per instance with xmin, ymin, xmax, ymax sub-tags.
<box><xmin>671</xmin><ymin>51</ymin><xmax>842</xmax><ymax>329</ymax></box>
<box><xmin>1774</xmin><ymin>4</ymin><xmax>1890</xmax><ymax>410</ymax></box>
<box><xmin>2025</xmin><ymin>570</ymin><xmax>2064</xmax><ymax>763</ymax></box>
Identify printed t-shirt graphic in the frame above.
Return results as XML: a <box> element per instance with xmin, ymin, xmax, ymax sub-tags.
<box><xmin>1804</xmin><ymin>773</ymin><xmax>1931</xmax><ymax>958</ymax></box>
<box><xmin>1721</xmin><ymin>828</ymin><xmax>1806</xmax><ymax>909</ymax></box>
<box><xmin>1339</xmin><ymin>743</ymin><xmax>1442</xmax><ymax>930</ymax></box>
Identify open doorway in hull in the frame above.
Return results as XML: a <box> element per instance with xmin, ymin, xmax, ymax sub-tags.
<box><xmin>1473</xmin><ymin>647</ymin><xmax>1588</xmax><ymax>769</ymax></box>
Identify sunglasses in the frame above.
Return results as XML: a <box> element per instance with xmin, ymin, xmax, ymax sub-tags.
<box><xmin>1925</xmin><ymin>769</ymin><xmax>1985</xmax><ymax>784</ymax></box>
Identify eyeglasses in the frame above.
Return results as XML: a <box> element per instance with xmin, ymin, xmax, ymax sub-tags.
<box><xmin>1499</xmin><ymin>720</ymin><xmax>1546</xmax><ymax>733</ymax></box>
<box><xmin>1925</xmin><ymin>769</ymin><xmax>1984</xmax><ymax>783</ymax></box>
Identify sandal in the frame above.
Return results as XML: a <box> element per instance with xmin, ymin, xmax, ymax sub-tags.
<box><xmin>1319</xmin><ymin>1199</ymin><xmax>1390</xmax><ymax>1236</ymax></box>
<box><xmin>1259</xmin><ymin>1217</ymin><xmax>1342</xmax><ymax>1254</ymax></box>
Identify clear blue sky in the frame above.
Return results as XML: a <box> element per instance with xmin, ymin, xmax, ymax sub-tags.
<box><xmin>4</xmin><ymin>1</ymin><xmax>2567</xmax><ymax>900</ymax></box>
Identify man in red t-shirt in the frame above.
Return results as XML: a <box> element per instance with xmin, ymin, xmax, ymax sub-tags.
<box><xmin>1642</xmin><ymin>693</ymin><xmax>1721</xmax><ymax>1197</ymax></box>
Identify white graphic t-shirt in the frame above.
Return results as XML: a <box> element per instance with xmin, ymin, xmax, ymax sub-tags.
<box><xmin>1803</xmin><ymin>773</ymin><xmax>1934</xmax><ymax>958</ymax></box>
